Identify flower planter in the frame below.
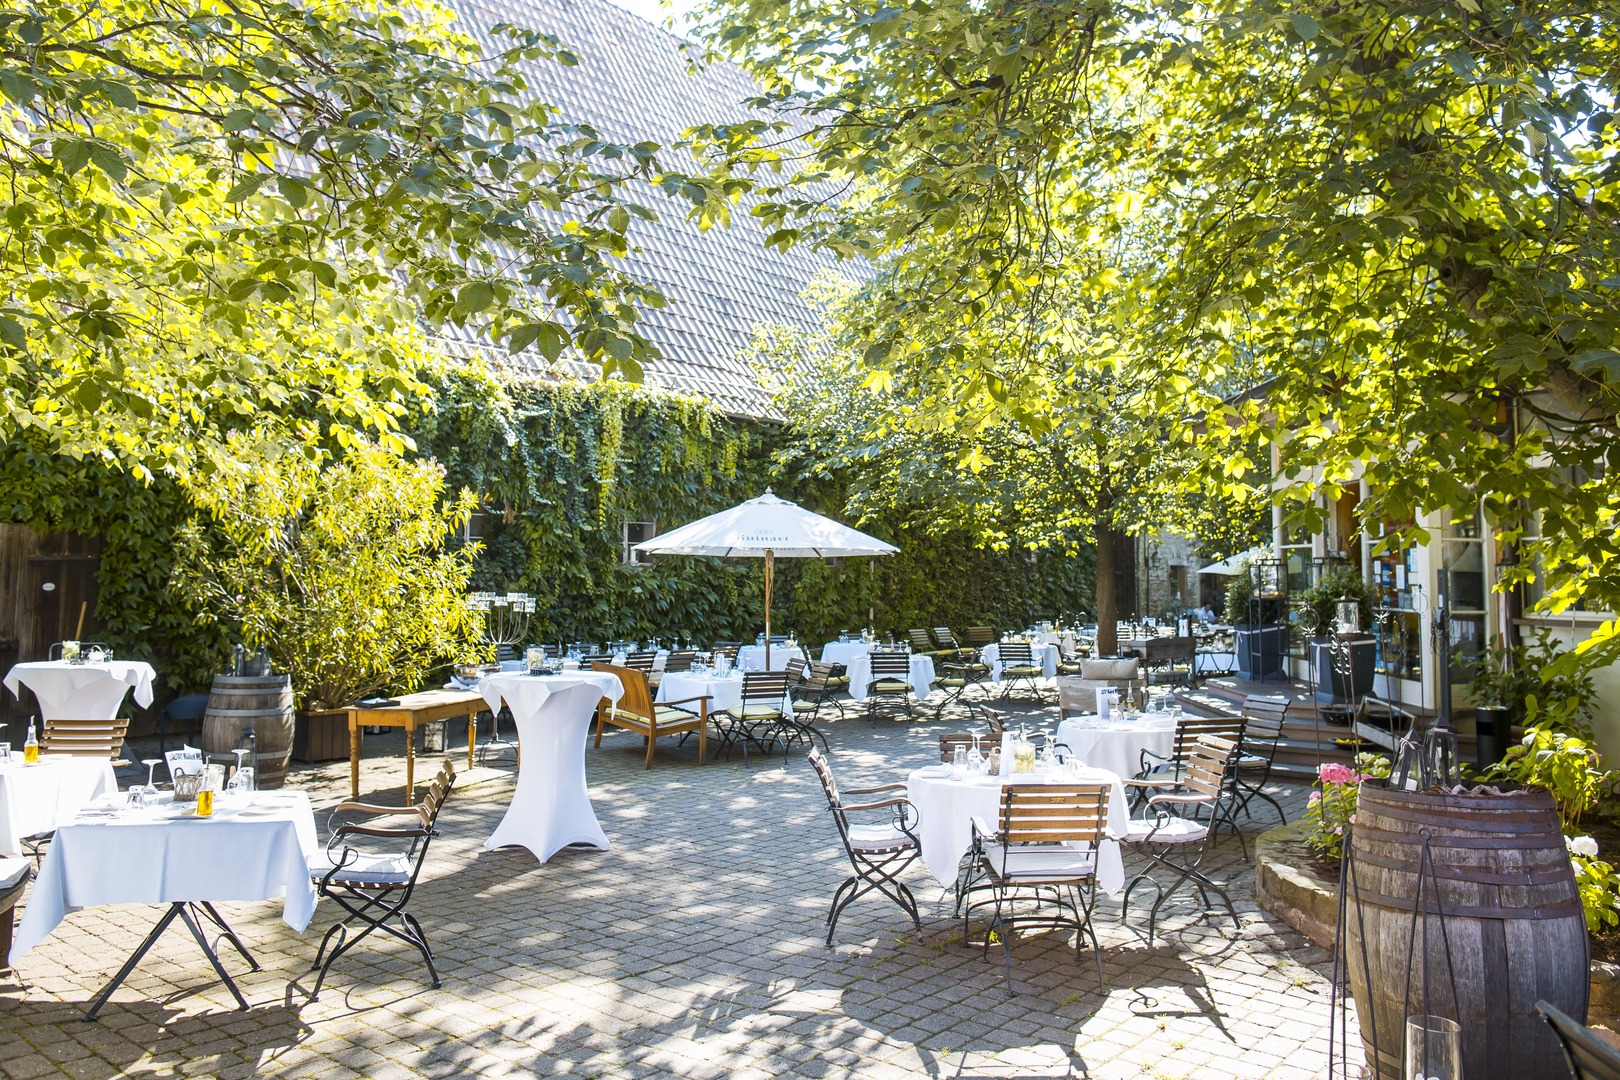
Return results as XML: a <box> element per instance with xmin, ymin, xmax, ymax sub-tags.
<box><xmin>1309</xmin><ymin>634</ymin><xmax>1376</xmax><ymax>705</ymax></box>
<box><xmin>1234</xmin><ymin>625</ymin><xmax>1285</xmax><ymax>680</ymax></box>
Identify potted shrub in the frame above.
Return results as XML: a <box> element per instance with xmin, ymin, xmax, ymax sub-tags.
<box><xmin>1298</xmin><ymin>566</ymin><xmax>1375</xmax><ymax>705</ymax></box>
<box><xmin>174</xmin><ymin>436</ymin><xmax>485</xmax><ymax>759</ymax></box>
<box><xmin>1224</xmin><ymin>565</ymin><xmax>1285</xmax><ymax>679</ymax></box>
<box><xmin>1468</xmin><ymin>630</ymin><xmax>1597</xmax><ymax>767</ymax></box>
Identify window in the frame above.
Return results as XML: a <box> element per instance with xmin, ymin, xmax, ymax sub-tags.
<box><xmin>452</xmin><ymin>510</ymin><xmax>486</xmax><ymax>546</ymax></box>
<box><xmin>1442</xmin><ymin>509</ymin><xmax>1487</xmax><ymax>682</ymax></box>
<box><xmin>622</xmin><ymin>520</ymin><xmax>656</xmax><ymax>565</ymax></box>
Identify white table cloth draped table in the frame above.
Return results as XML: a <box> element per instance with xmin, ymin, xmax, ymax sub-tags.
<box><xmin>654</xmin><ymin>671</ymin><xmax>793</xmax><ymax>716</ymax></box>
<box><xmin>480</xmin><ymin>671</ymin><xmax>623</xmax><ymax>863</ymax></box>
<box><xmin>3</xmin><ymin>660</ymin><xmax>157</xmax><ymax>721</ymax></box>
<box><xmin>735</xmin><ymin>644</ymin><xmax>806</xmax><ymax>672</ymax></box>
<box><xmin>1054</xmin><ymin>714</ymin><xmax>1178</xmax><ymax>782</ymax></box>
<box><xmin>610</xmin><ymin>649</ymin><xmax>669</xmax><ymax>671</ymax></box>
<box><xmin>0</xmin><ymin>756</ymin><xmax>119</xmax><ymax>853</ymax></box>
<box><xmin>905</xmin><ymin>765</ymin><xmax>1129</xmax><ymax>896</ymax></box>
<box><xmin>1194</xmin><ymin>651</ymin><xmax>1237</xmax><ymax>674</ymax></box>
<box><xmin>818</xmin><ymin>640</ymin><xmax>873</xmax><ymax>668</ymax></box>
<box><xmin>980</xmin><ymin>642</ymin><xmax>1059</xmax><ymax>682</ymax></box>
<box><xmin>845</xmin><ymin>652</ymin><xmax>935</xmax><ymax>702</ymax></box>
<box><xmin>11</xmin><ymin>789</ymin><xmax>320</xmax><ymax>965</ymax></box>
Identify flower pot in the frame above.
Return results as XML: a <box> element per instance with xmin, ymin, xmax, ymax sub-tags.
<box><xmin>1310</xmin><ymin>634</ymin><xmax>1376</xmax><ymax>704</ymax></box>
<box><xmin>1234</xmin><ymin>625</ymin><xmax>1285</xmax><ymax>680</ymax></box>
<box><xmin>292</xmin><ymin>708</ymin><xmax>349</xmax><ymax>763</ymax></box>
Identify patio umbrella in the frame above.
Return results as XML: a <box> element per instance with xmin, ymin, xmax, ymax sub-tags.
<box><xmin>1197</xmin><ymin>545</ymin><xmax>1269</xmax><ymax>576</ymax></box>
<box><xmin>634</xmin><ymin>490</ymin><xmax>898</xmax><ymax>668</ymax></box>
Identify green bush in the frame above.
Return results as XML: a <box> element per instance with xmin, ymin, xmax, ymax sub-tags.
<box><xmin>1297</xmin><ymin>565</ymin><xmax>1373</xmax><ymax>635</ymax></box>
<box><xmin>172</xmin><ymin>437</ymin><xmax>483</xmax><ymax>710</ymax></box>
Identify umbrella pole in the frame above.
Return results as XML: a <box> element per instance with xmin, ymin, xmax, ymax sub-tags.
<box><xmin>764</xmin><ymin>549</ymin><xmax>773</xmax><ymax>670</ymax></box>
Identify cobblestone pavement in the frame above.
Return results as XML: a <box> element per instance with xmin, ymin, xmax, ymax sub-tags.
<box><xmin>1</xmin><ymin>689</ymin><xmax>1357</xmax><ymax>1078</ymax></box>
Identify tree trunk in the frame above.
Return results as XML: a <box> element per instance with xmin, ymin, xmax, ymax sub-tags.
<box><xmin>1094</xmin><ymin>501</ymin><xmax>1119</xmax><ymax>657</ymax></box>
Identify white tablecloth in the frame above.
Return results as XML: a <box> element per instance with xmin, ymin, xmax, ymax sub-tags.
<box><xmin>4</xmin><ymin>661</ymin><xmax>156</xmax><ymax>721</ymax></box>
<box><xmin>0</xmin><ymin>756</ymin><xmax>119</xmax><ymax>853</ymax></box>
<box><xmin>1055</xmin><ymin>715</ymin><xmax>1178</xmax><ymax>781</ymax></box>
<box><xmin>845</xmin><ymin>653</ymin><xmax>935</xmax><ymax>701</ymax></box>
<box><xmin>655</xmin><ymin>672</ymin><xmax>794</xmax><ymax>716</ymax></box>
<box><xmin>1195</xmin><ymin>651</ymin><xmax>1236</xmax><ymax>673</ymax></box>
<box><xmin>736</xmin><ymin>644</ymin><xmax>806</xmax><ymax>672</ymax></box>
<box><xmin>480</xmin><ymin>672</ymin><xmax>624</xmax><ymax>863</ymax></box>
<box><xmin>905</xmin><ymin>766</ymin><xmax>1129</xmax><ymax>896</ymax></box>
<box><xmin>610</xmin><ymin>649</ymin><xmax>669</xmax><ymax>671</ymax></box>
<box><xmin>10</xmin><ymin>790</ymin><xmax>320</xmax><ymax>964</ymax></box>
<box><xmin>819</xmin><ymin>641</ymin><xmax>873</xmax><ymax>667</ymax></box>
<box><xmin>981</xmin><ymin>643</ymin><xmax>1059</xmax><ymax>682</ymax></box>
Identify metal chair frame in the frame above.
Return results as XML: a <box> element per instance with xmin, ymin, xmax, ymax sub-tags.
<box><xmin>809</xmin><ymin>748</ymin><xmax>922</xmax><ymax>945</ymax></box>
<box><xmin>788</xmin><ymin>662</ymin><xmax>845</xmax><ymax>740</ymax></box>
<box><xmin>1234</xmin><ymin>695</ymin><xmax>1288</xmax><ymax>826</ymax></box>
<box><xmin>308</xmin><ymin>759</ymin><xmax>456</xmax><ymax>1000</ymax></box>
<box><xmin>1121</xmin><ymin>735</ymin><xmax>1243</xmax><ymax>944</ymax></box>
<box><xmin>718</xmin><ymin>671</ymin><xmax>791</xmax><ymax>764</ymax></box>
<box><xmin>961</xmin><ymin>783</ymin><xmax>1111</xmax><ymax>995</ymax></box>
<box><xmin>1124</xmin><ymin>714</ymin><xmax>1249</xmax><ymax>856</ymax></box>
<box><xmin>865</xmin><ymin>650</ymin><xmax>915</xmax><ymax>724</ymax></box>
<box><xmin>994</xmin><ymin>641</ymin><xmax>1046</xmax><ymax>703</ymax></box>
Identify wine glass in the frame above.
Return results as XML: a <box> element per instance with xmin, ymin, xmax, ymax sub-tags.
<box><xmin>141</xmin><ymin>758</ymin><xmax>161</xmax><ymax>797</ymax></box>
<box><xmin>967</xmin><ymin>733</ymin><xmax>984</xmax><ymax>774</ymax></box>
<box><xmin>228</xmin><ymin>748</ymin><xmax>252</xmax><ymax>795</ymax></box>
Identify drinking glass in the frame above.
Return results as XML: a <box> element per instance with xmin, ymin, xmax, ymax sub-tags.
<box><xmin>141</xmin><ymin>757</ymin><xmax>161</xmax><ymax>797</ymax></box>
<box><xmin>228</xmin><ymin>748</ymin><xmax>253</xmax><ymax>794</ymax></box>
<box><xmin>1404</xmin><ymin>1015</ymin><xmax>1460</xmax><ymax>1080</ymax></box>
<box><xmin>967</xmin><ymin>733</ymin><xmax>984</xmax><ymax>774</ymax></box>
<box><xmin>952</xmin><ymin>746</ymin><xmax>968</xmax><ymax>775</ymax></box>
<box><xmin>0</xmin><ymin>743</ymin><xmax>9</xmax><ymax>765</ymax></box>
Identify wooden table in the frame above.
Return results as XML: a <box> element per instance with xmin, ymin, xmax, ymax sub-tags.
<box><xmin>348</xmin><ymin>690</ymin><xmax>485</xmax><ymax>804</ymax></box>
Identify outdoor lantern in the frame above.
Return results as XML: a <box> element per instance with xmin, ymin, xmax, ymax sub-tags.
<box><xmin>1335</xmin><ymin>597</ymin><xmax>1360</xmax><ymax>636</ymax></box>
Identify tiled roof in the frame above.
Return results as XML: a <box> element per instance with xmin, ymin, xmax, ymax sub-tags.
<box><xmin>437</xmin><ymin>0</ymin><xmax>850</xmax><ymax>421</ymax></box>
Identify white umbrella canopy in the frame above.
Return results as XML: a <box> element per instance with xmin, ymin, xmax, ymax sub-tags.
<box><xmin>635</xmin><ymin>490</ymin><xmax>897</xmax><ymax>665</ymax></box>
<box><xmin>1198</xmin><ymin>545</ymin><xmax>1269</xmax><ymax>576</ymax></box>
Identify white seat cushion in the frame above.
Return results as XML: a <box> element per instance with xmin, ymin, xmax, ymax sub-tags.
<box><xmin>726</xmin><ymin>704</ymin><xmax>782</xmax><ymax>719</ymax></box>
<box><xmin>0</xmin><ymin>856</ymin><xmax>31</xmax><ymax>892</ymax></box>
<box><xmin>310</xmin><ymin>850</ymin><xmax>412</xmax><ymax>885</ymax></box>
<box><xmin>869</xmin><ymin>679</ymin><xmax>911</xmax><ymax>692</ymax></box>
<box><xmin>1125</xmin><ymin>817</ymin><xmax>1208</xmax><ymax>844</ymax></box>
<box><xmin>847</xmin><ymin>824</ymin><xmax>915</xmax><ymax>854</ymax></box>
<box><xmin>981</xmin><ymin>843</ymin><xmax>1096</xmax><ymax>880</ymax></box>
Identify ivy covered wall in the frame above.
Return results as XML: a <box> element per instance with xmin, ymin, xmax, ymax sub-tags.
<box><xmin>414</xmin><ymin>368</ymin><xmax>1095</xmax><ymax>645</ymax></box>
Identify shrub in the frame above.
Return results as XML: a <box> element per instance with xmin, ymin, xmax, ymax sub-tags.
<box><xmin>172</xmin><ymin>436</ymin><xmax>484</xmax><ymax>711</ymax></box>
<box><xmin>1485</xmin><ymin>727</ymin><xmax>1614</xmax><ymax>828</ymax></box>
<box><xmin>1567</xmin><ymin>836</ymin><xmax>1620</xmax><ymax>933</ymax></box>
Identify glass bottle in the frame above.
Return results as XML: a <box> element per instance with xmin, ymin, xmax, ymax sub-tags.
<box><xmin>23</xmin><ymin>718</ymin><xmax>40</xmax><ymax>764</ymax></box>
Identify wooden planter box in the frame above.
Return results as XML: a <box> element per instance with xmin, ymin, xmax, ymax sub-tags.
<box><xmin>292</xmin><ymin>708</ymin><xmax>349</xmax><ymax>763</ymax></box>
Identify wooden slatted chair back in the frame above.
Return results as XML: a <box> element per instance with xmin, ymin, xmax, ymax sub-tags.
<box><xmin>870</xmin><ymin>651</ymin><xmax>910</xmax><ymax>679</ymax></box>
<box><xmin>41</xmin><ymin>718</ymin><xmax>131</xmax><ymax>759</ymax></box>
<box><xmin>1181</xmin><ymin>735</ymin><xmax>1238</xmax><ymax>800</ymax></box>
<box><xmin>663</xmin><ymin>649</ymin><xmax>696</xmax><ymax>673</ymax></box>
<box><xmin>1173</xmin><ymin>715</ymin><xmax>1246</xmax><ymax>761</ymax></box>
<box><xmin>712</xmin><ymin>643</ymin><xmax>741</xmax><ymax>663</ymax></box>
<box><xmin>939</xmin><ymin>732</ymin><xmax>978</xmax><ymax>762</ymax></box>
<box><xmin>592</xmin><ymin>662</ymin><xmax>655</xmax><ymax>722</ymax></box>
<box><xmin>739</xmin><ymin>671</ymin><xmax>790</xmax><ymax>706</ymax></box>
<box><xmin>999</xmin><ymin>784</ymin><xmax>1110</xmax><ymax>846</ymax></box>
<box><xmin>932</xmin><ymin>627</ymin><xmax>961</xmax><ymax>651</ymax></box>
<box><xmin>623</xmin><ymin>651</ymin><xmax>658</xmax><ymax>672</ymax></box>
<box><xmin>964</xmin><ymin>626</ymin><xmax>996</xmax><ymax>648</ymax></box>
<box><xmin>578</xmin><ymin>654</ymin><xmax>613</xmax><ymax>668</ymax></box>
<box><xmin>998</xmin><ymin>641</ymin><xmax>1035</xmax><ymax>666</ymax></box>
<box><xmin>1241</xmin><ymin>695</ymin><xmax>1288</xmax><ymax>740</ymax></box>
<box><xmin>801</xmin><ymin>663</ymin><xmax>838</xmax><ymax>693</ymax></box>
<box><xmin>907</xmin><ymin>629</ymin><xmax>935</xmax><ymax>653</ymax></box>
<box><xmin>785</xmin><ymin>657</ymin><xmax>808</xmax><ymax>683</ymax></box>
<box><xmin>978</xmin><ymin>704</ymin><xmax>1007</xmax><ymax>734</ymax></box>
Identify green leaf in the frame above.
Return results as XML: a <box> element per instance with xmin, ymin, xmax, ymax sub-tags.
<box><xmin>1289</xmin><ymin>14</ymin><xmax>1319</xmax><ymax>42</ymax></box>
<box><xmin>0</xmin><ymin>315</ymin><xmax>26</xmax><ymax>349</ymax></box>
<box><xmin>225</xmin><ymin>173</ymin><xmax>266</xmax><ymax>202</ymax></box>
<box><xmin>56</xmin><ymin>140</ymin><xmax>91</xmax><ymax>176</ymax></box>
<box><xmin>608</xmin><ymin>205</ymin><xmax>630</xmax><ymax>233</ymax></box>
<box><xmin>0</xmin><ymin>70</ymin><xmax>35</xmax><ymax>107</ymax></box>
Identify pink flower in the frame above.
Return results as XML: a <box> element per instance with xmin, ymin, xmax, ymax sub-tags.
<box><xmin>1319</xmin><ymin>762</ymin><xmax>1355</xmax><ymax>785</ymax></box>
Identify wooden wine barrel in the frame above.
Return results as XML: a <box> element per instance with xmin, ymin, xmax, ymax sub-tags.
<box><xmin>1345</xmin><ymin>781</ymin><xmax>1587</xmax><ymax>1079</ymax></box>
<box><xmin>202</xmin><ymin>674</ymin><xmax>295</xmax><ymax>789</ymax></box>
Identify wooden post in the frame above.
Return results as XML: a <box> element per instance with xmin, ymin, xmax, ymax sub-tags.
<box><xmin>764</xmin><ymin>548</ymin><xmax>774</xmax><ymax>670</ymax></box>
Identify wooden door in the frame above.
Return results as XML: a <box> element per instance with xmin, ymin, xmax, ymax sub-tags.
<box><xmin>0</xmin><ymin>529</ymin><xmax>102</xmax><ymax>729</ymax></box>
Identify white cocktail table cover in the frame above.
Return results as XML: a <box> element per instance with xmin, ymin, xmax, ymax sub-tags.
<box><xmin>845</xmin><ymin>653</ymin><xmax>935</xmax><ymax>701</ymax></box>
<box><xmin>1055</xmin><ymin>715</ymin><xmax>1178</xmax><ymax>781</ymax></box>
<box><xmin>4</xmin><ymin>660</ymin><xmax>157</xmax><ymax>721</ymax></box>
<box><xmin>981</xmin><ymin>643</ymin><xmax>1059</xmax><ymax>682</ymax></box>
<box><xmin>0</xmin><ymin>756</ymin><xmax>119</xmax><ymax>853</ymax></box>
<box><xmin>10</xmin><ymin>790</ymin><xmax>320</xmax><ymax>964</ymax></box>
<box><xmin>480</xmin><ymin>672</ymin><xmax>623</xmax><ymax>863</ymax></box>
<box><xmin>905</xmin><ymin>765</ymin><xmax>1129</xmax><ymax>896</ymax></box>
<box><xmin>735</xmin><ymin>644</ymin><xmax>806</xmax><ymax>672</ymax></box>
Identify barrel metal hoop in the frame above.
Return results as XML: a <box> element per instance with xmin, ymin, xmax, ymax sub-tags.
<box><xmin>1351</xmin><ymin>845</ymin><xmax>1576</xmax><ymax>887</ymax></box>
<box><xmin>1348</xmin><ymin>886</ymin><xmax>1582</xmax><ymax>920</ymax></box>
<box><xmin>1352</xmin><ymin>823</ymin><xmax>1566</xmax><ymax>850</ymax></box>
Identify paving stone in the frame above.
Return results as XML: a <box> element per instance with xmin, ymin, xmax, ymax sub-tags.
<box><xmin>0</xmin><ymin>693</ymin><xmax>1360</xmax><ymax>1077</ymax></box>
